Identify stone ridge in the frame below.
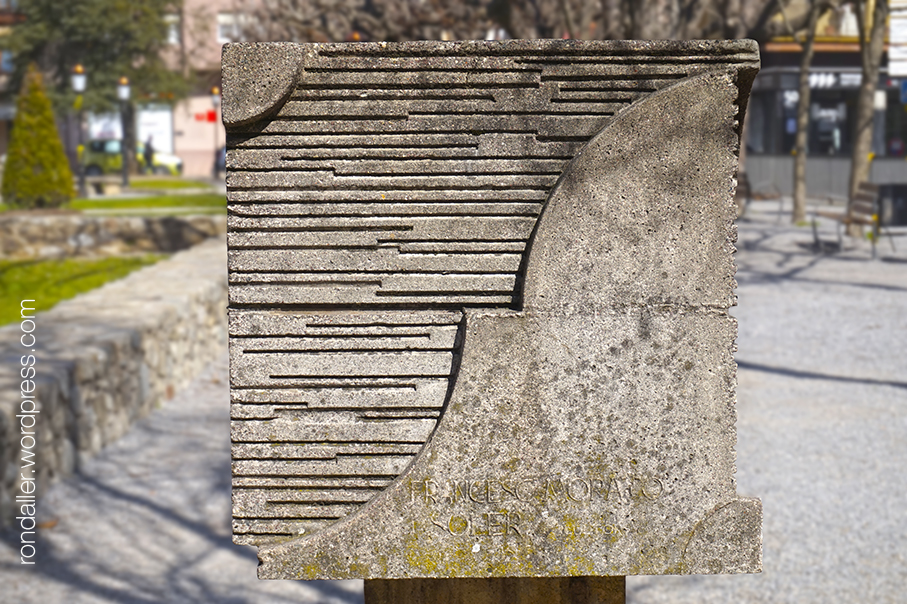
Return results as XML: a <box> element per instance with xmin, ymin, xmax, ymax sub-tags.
<box><xmin>0</xmin><ymin>238</ymin><xmax>227</xmax><ymax>526</ymax></box>
<box><xmin>224</xmin><ymin>40</ymin><xmax>759</xmax><ymax>552</ymax></box>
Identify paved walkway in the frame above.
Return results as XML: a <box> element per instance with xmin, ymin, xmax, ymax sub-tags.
<box><xmin>0</xmin><ymin>355</ymin><xmax>363</xmax><ymax>604</ymax></box>
<box><xmin>629</xmin><ymin>201</ymin><xmax>907</xmax><ymax>602</ymax></box>
<box><xmin>1</xmin><ymin>200</ymin><xmax>904</xmax><ymax>602</ymax></box>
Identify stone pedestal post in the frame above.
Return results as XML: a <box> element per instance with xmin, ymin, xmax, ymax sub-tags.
<box><xmin>365</xmin><ymin>576</ymin><xmax>625</xmax><ymax>604</ymax></box>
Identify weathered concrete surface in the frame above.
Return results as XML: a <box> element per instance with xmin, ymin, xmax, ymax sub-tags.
<box><xmin>224</xmin><ymin>40</ymin><xmax>761</xmax><ymax>579</ymax></box>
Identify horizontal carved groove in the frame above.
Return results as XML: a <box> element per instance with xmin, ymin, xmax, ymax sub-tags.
<box><xmin>558</xmin><ymin>84</ymin><xmax>659</xmax><ymax>91</ymax></box>
<box><xmin>275</xmin><ymin>154</ymin><xmax>572</xmax><ymax>162</ymax></box>
<box><xmin>229</xmin><ymin>246</ymin><xmax>388</xmax><ymax>252</ymax></box>
<box><xmin>276</xmin><ymin>114</ymin><xmax>407</xmax><ymax>122</ymax></box>
<box><xmin>535</xmin><ymin>135</ymin><xmax>594</xmax><ymax>142</ymax></box>
<box><xmin>230</xmin><ymin>225</ymin><xmax>413</xmax><ymax>233</ymax></box>
<box><xmin>267</xmin><ymin>374</ymin><xmax>450</xmax><ymax>380</ymax></box>
<box><xmin>406</xmin><ymin>110</ymin><xmax>615</xmax><ymax>117</ymax></box>
<box><xmin>305</xmin><ymin>67</ymin><xmax>542</xmax><ymax>73</ymax></box>
<box><xmin>316</xmin><ymin>47</ymin><xmax>752</xmax><ymax>59</ymax></box>
<box><xmin>234</xmin><ymin>142</ymin><xmax>480</xmax><ymax>150</ymax></box>
<box><xmin>291</xmin><ymin>93</ymin><xmax>496</xmax><ymax>101</ymax></box>
<box><xmin>249</xmin><ymin>347</ymin><xmax>445</xmax><ymax>355</ymax></box>
<box><xmin>237</xmin><ymin>333</ymin><xmax>432</xmax><ymax>339</ymax></box>
<box><xmin>232</xmin><ymin>473</ymin><xmax>402</xmax><ymax>479</ymax></box>
<box><xmin>229</xmin><ymin>183</ymin><xmax>552</xmax><ymax>192</ymax></box>
<box><xmin>232</xmin><ymin>440</ymin><xmax>426</xmax><ymax>447</ymax></box>
<box><xmin>396</xmin><ymin>249</ymin><xmax>524</xmax><ymax>255</ymax></box>
<box><xmin>231</xmin><ymin>168</ymin><xmax>563</xmax><ymax>177</ymax></box>
<box><xmin>235</xmin><ymin>279</ymin><xmax>384</xmax><ymax>287</ymax></box>
<box><xmin>233</xmin><ymin>484</ymin><xmax>387</xmax><ymax>491</ymax></box>
<box><xmin>228</xmin><ymin>202</ymin><xmax>545</xmax><ymax>210</ymax></box>
<box><xmin>231</xmin><ymin>270</ymin><xmax>516</xmax><ymax>278</ymax></box>
<box><xmin>374</xmin><ymin>290</ymin><xmax>512</xmax><ymax>297</ymax></box>
<box><xmin>230</xmin><ymin>211</ymin><xmax>541</xmax><ymax>219</ymax></box>
<box><xmin>550</xmin><ymin>97</ymin><xmax>633</xmax><ymax>104</ymax></box>
<box><xmin>230</xmin><ymin>302</ymin><xmax>513</xmax><ymax>311</ymax></box>
<box><xmin>255</xmin><ymin>406</ymin><xmax>442</xmax><ymax>414</ymax></box>
<box><xmin>520</xmin><ymin>55</ymin><xmax>744</xmax><ymax>63</ymax></box>
<box><xmin>233</xmin><ymin>383</ymin><xmax>418</xmax><ymax>390</ymax></box>
<box><xmin>294</xmin><ymin>82</ymin><xmax>539</xmax><ymax>90</ymax></box>
<box><xmin>233</xmin><ymin>515</ymin><xmax>345</xmax><ymax>521</ymax></box>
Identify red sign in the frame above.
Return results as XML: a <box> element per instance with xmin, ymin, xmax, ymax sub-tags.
<box><xmin>195</xmin><ymin>110</ymin><xmax>218</xmax><ymax>122</ymax></box>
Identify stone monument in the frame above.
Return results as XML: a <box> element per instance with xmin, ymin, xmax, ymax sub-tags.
<box><xmin>223</xmin><ymin>39</ymin><xmax>762</xmax><ymax>598</ymax></box>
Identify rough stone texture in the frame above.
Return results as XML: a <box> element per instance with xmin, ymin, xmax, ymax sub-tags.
<box><xmin>223</xmin><ymin>39</ymin><xmax>761</xmax><ymax>579</ymax></box>
<box><xmin>0</xmin><ymin>212</ymin><xmax>226</xmax><ymax>258</ymax></box>
<box><xmin>0</xmin><ymin>238</ymin><xmax>227</xmax><ymax>526</ymax></box>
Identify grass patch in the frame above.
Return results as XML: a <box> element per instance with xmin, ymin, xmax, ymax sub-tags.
<box><xmin>0</xmin><ymin>254</ymin><xmax>166</xmax><ymax>326</ymax></box>
<box><xmin>129</xmin><ymin>177</ymin><xmax>213</xmax><ymax>190</ymax></box>
<box><xmin>69</xmin><ymin>193</ymin><xmax>226</xmax><ymax>212</ymax></box>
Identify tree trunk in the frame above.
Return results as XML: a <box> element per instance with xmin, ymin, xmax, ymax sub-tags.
<box><xmin>792</xmin><ymin>1</ymin><xmax>823</xmax><ymax>224</ymax></box>
<box><xmin>848</xmin><ymin>0</ymin><xmax>887</xmax><ymax>235</ymax></box>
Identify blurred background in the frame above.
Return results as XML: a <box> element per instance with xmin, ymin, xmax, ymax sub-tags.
<box><xmin>0</xmin><ymin>0</ymin><xmax>903</xmax><ymax>197</ymax></box>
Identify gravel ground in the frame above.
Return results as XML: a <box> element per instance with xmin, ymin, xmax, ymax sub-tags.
<box><xmin>1</xmin><ymin>200</ymin><xmax>904</xmax><ymax>603</ymax></box>
<box><xmin>629</xmin><ymin>201</ymin><xmax>907</xmax><ymax>602</ymax></box>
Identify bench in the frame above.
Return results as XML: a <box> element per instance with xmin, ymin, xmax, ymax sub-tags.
<box><xmin>735</xmin><ymin>171</ymin><xmax>782</xmax><ymax>220</ymax></box>
<box><xmin>812</xmin><ymin>182</ymin><xmax>896</xmax><ymax>258</ymax></box>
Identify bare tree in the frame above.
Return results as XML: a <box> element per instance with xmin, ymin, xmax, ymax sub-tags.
<box><xmin>791</xmin><ymin>1</ymin><xmax>837</xmax><ymax>224</ymax></box>
<box><xmin>241</xmin><ymin>0</ymin><xmax>498</xmax><ymax>43</ymax></box>
<box><xmin>240</xmin><ymin>0</ymin><xmax>780</xmax><ymax>44</ymax></box>
<box><xmin>848</xmin><ymin>0</ymin><xmax>888</xmax><ymax>235</ymax></box>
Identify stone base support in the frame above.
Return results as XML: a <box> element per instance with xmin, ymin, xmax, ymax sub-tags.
<box><xmin>364</xmin><ymin>576</ymin><xmax>625</xmax><ymax>604</ymax></box>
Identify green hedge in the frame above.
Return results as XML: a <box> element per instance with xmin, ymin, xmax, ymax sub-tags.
<box><xmin>2</xmin><ymin>64</ymin><xmax>74</xmax><ymax>209</ymax></box>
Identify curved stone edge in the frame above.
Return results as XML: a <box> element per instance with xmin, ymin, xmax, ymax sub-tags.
<box><xmin>681</xmin><ymin>497</ymin><xmax>763</xmax><ymax>574</ymax></box>
<box><xmin>254</xmin><ymin>66</ymin><xmax>760</xmax><ymax>579</ymax></box>
<box><xmin>222</xmin><ymin>42</ymin><xmax>304</xmax><ymax>130</ymax></box>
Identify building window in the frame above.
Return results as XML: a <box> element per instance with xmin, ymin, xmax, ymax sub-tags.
<box><xmin>164</xmin><ymin>13</ymin><xmax>181</xmax><ymax>46</ymax></box>
<box><xmin>218</xmin><ymin>13</ymin><xmax>242</xmax><ymax>43</ymax></box>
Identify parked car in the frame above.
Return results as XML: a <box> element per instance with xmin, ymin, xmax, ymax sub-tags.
<box><xmin>80</xmin><ymin>139</ymin><xmax>183</xmax><ymax>176</ymax></box>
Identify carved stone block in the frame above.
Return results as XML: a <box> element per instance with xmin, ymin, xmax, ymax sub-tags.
<box><xmin>223</xmin><ymin>39</ymin><xmax>762</xmax><ymax>580</ymax></box>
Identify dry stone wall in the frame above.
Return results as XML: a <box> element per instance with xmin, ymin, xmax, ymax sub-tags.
<box><xmin>0</xmin><ymin>212</ymin><xmax>226</xmax><ymax>258</ymax></box>
<box><xmin>0</xmin><ymin>237</ymin><xmax>227</xmax><ymax>526</ymax></box>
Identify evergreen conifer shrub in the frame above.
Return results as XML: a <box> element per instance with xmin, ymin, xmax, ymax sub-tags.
<box><xmin>2</xmin><ymin>64</ymin><xmax>74</xmax><ymax>209</ymax></box>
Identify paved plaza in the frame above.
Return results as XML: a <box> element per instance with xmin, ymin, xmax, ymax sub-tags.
<box><xmin>1</xmin><ymin>201</ymin><xmax>905</xmax><ymax>602</ymax></box>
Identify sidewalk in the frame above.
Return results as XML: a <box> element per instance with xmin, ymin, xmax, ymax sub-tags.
<box><xmin>0</xmin><ymin>356</ymin><xmax>363</xmax><ymax>604</ymax></box>
<box><xmin>1</xmin><ymin>200</ymin><xmax>904</xmax><ymax>602</ymax></box>
<box><xmin>629</xmin><ymin>201</ymin><xmax>907</xmax><ymax>602</ymax></box>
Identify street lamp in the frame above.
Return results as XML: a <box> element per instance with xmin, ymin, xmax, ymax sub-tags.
<box><xmin>117</xmin><ymin>76</ymin><xmax>130</xmax><ymax>188</ymax></box>
<box><xmin>71</xmin><ymin>64</ymin><xmax>87</xmax><ymax>197</ymax></box>
<box><xmin>211</xmin><ymin>85</ymin><xmax>221</xmax><ymax>179</ymax></box>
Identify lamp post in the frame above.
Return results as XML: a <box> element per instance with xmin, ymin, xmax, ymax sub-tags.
<box><xmin>71</xmin><ymin>64</ymin><xmax>87</xmax><ymax>197</ymax></box>
<box><xmin>211</xmin><ymin>85</ymin><xmax>221</xmax><ymax>179</ymax></box>
<box><xmin>117</xmin><ymin>76</ymin><xmax>130</xmax><ymax>188</ymax></box>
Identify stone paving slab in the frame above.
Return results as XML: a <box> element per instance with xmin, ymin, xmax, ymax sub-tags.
<box><xmin>0</xmin><ymin>200</ymin><xmax>903</xmax><ymax>602</ymax></box>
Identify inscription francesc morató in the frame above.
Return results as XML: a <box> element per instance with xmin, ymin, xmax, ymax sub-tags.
<box><xmin>408</xmin><ymin>472</ymin><xmax>665</xmax><ymax>539</ymax></box>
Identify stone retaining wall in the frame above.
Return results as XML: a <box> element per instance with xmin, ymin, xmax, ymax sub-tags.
<box><xmin>0</xmin><ymin>212</ymin><xmax>227</xmax><ymax>258</ymax></box>
<box><xmin>0</xmin><ymin>237</ymin><xmax>227</xmax><ymax>525</ymax></box>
